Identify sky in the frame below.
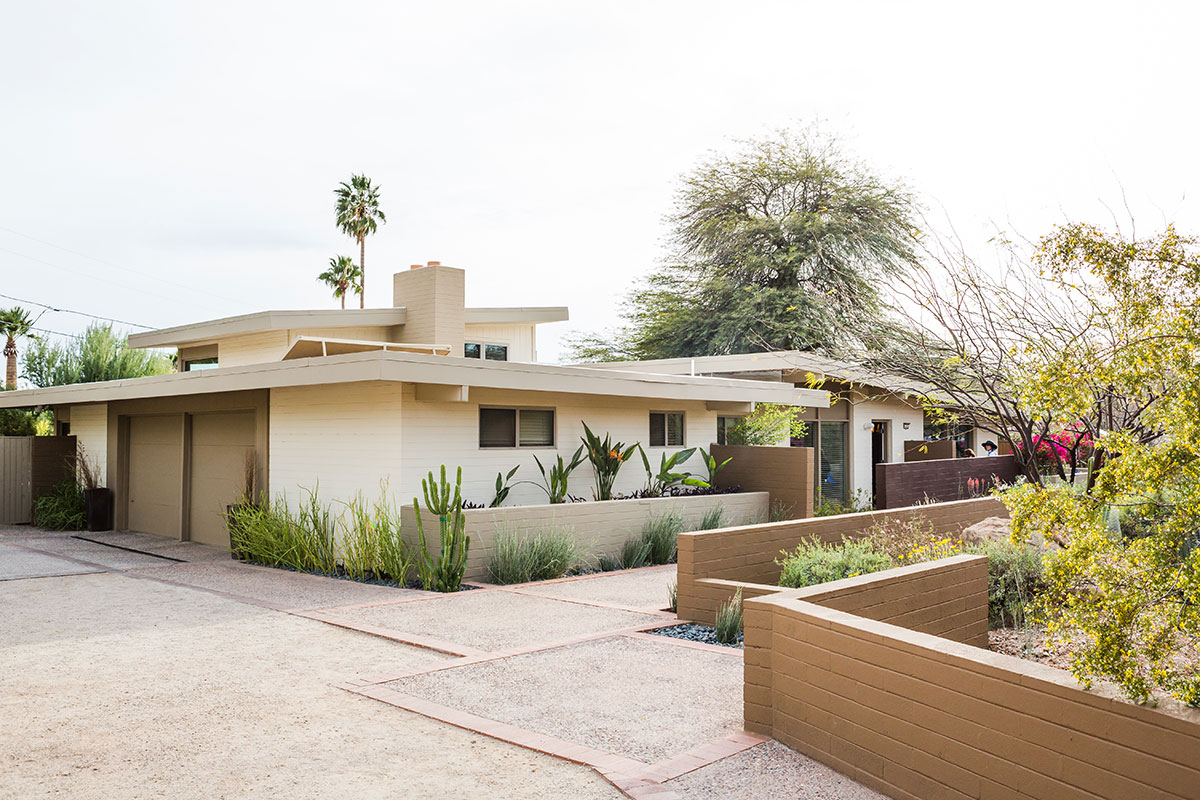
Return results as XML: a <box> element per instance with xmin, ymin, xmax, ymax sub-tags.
<box><xmin>2</xmin><ymin>0</ymin><xmax>1197</xmax><ymax>363</ymax></box>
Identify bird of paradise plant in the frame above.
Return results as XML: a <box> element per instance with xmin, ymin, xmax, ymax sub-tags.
<box><xmin>580</xmin><ymin>422</ymin><xmax>638</xmax><ymax>501</ymax></box>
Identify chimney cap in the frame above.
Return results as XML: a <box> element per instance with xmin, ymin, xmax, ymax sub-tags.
<box><xmin>426</xmin><ymin>260</ymin><xmax>441</xmax><ymax>267</ymax></box>
<box><xmin>409</xmin><ymin>264</ymin><xmax>422</xmax><ymax>270</ymax></box>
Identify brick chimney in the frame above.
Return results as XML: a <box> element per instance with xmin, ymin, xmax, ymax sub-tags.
<box><xmin>393</xmin><ymin>262</ymin><xmax>465</xmax><ymax>352</ymax></box>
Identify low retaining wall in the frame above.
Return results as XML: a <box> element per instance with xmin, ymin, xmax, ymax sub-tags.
<box><xmin>676</xmin><ymin>497</ymin><xmax>1005</xmax><ymax>624</ymax></box>
<box><xmin>402</xmin><ymin>491</ymin><xmax>768</xmax><ymax>583</ymax></box>
<box><xmin>745</xmin><ymin>557</ymin><xmax>1200</xmax><ymax>800</ymax></box>
<box><xmin>875</xmin><ymin>455</ymin><xmax>1019</xmax><ymax>509</ymax></box>
<box><xmin>708</xmin><ymin>444</ymin><xmax>814</xmax><ymax>519</ymax></box>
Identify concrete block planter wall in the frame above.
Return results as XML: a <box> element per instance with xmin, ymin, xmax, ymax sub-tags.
<box><xmin>401</xmin><ymin>491</ymin><xmax>769</xmax><ymax>583</ymax></box>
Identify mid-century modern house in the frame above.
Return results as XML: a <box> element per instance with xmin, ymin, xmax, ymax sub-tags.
<box><xmin>0</xmin><ymin>263</ymin><xmax>827</xmax><ymax>547</ymax></box>
<box><xmin>580</xmin><ymin>351</ymin><xmax>973</xmax><ymax>507</ymax></box>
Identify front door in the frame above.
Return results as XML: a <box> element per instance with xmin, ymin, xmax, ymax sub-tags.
<box><xmin>871</xmin><ymin>421</ymin><xmax>888</xmax><ymax>506</ymax></box>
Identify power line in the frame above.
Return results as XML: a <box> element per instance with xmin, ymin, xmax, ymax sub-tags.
<box><xmin>0</xmin><ymin>291</ymin><xmax>154</xmax><ymax>330</ymax></box>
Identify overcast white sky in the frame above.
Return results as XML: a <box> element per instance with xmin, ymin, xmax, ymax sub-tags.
<box><xmin>2</xmin><ymin>1</ymin><xmax>1196</xmax><ymax>362</ymax></box>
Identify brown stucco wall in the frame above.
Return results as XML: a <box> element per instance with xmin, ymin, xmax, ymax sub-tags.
<box><xmin>744</xmin><ymin>559</ymin><xmax>1200</xmax><ymax>800</ymax></box>
<box><xmin>902</xmin><ymin>438</ymin><xmax>956</xmax><ymax>461</ymax></box>
<box><xmin>31</xmin><ymin>435</ymin><xmax>75</xmax><ymax>501</ymax></box>
<box><xmin>875</xmin><ymin>455</ymin><xmax>1019</xmax><ymax>509</ymax></box>
<box><xmin>708</xmin><ymin>444</ymin><xmax>814</xmax><ymax>519</ymax></box>
<box><xmin>676</xmin><ymin>497</ymin><xmax>1005</xmax><ymax>624</ymax></box>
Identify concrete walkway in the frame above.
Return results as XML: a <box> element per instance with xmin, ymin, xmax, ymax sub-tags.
<box><xmin>0</xmin><ymin>527</ymin><xmax>881</xmax><ymax>800</ymax></box>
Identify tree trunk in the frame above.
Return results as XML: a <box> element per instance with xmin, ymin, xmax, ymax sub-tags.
<box><xmin>359</xmin><ymin>238</ymin><xmax>366</xmax><ymax>309</ymax></box>
<box><xmin>4</xmin><ymin>340</ymin><xmax>16</xmax><ymax>391</ymax></box>
<box><xmin>340</xmin><ymin>293</ymin><xmax>345</xmax><ymax>310</ymax></box>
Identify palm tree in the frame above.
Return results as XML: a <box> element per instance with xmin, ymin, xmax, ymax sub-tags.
<box><xmin>0</xmin><ymin>307</ymin><xmax>35</xmax><ymax>390</ymax></box>
<box><xmin>317</xmin><ymin>255</ymin><xmax>363</xmax><ymax>309</ymax></box>
<box><xmin>334</xmin><ymin>174</ymin><xmax>386</xmax><ymax>308</ymax></box>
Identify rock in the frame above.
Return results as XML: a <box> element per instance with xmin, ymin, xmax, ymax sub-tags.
<box><xmin>959</xmin><ymin>516</ymin><xmax>1013</xmax><ymax>545</ymax></box>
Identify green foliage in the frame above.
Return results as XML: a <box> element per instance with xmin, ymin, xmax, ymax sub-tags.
<box><xmin>227</xmin><ymin>490</ymin><xmax>337</xmax><ymax>574</ymax></box>
<box><xmin>23</xmin><ymin>323</ymin><xmax>172</xmax><ymax>387</ymax></box>
<box><xmin>334</xmin><ymin>173</ymin><xmax>386</xmax><ymax>307</ymax></box>
<box><xmin>724</xmin><ymin>404</ymin><xmax>807</xmax><ymax>447</ymax></box>
<box><xmin>33</xmin><ymin>478</ymin><xmax>85</xmax><ymax>530</ymax></box>
<box><xmin>777</xmin><ymin>537</ymin><xmax>894</xmax><ymax>589</ymax></box>
<box><xmin>317</xmin><ymin>254</ymin><xmax>363</xmax><ymax>309</ymax></box>
<box><xmin>999</xmin><ymin>223</ymin><xmax>1200</xmax><ymax>704</ymax></box>
<box><xmin>526</xmin><ymin>449</ymin><xmax>585</xmax><ymax>504</ymax></box>
<box><xmin>596</xmin><ymin>553</ymin><xmax>623</xmax><ymax>572</ymax></box>
<box><xmin>967</xmin><ymin>539</ymin><xmax>1045</xmax><ymax>629</ymax></box>
<box><xmin>640</xmin><ymin>511</ymin><xmax>684</xmax><ymax>564</ymax></box>
<box><xmin>0</xmin><ymin>405</ymin><xmax>39</xmax><ymax>435</ymax></box>
<box><xmin>813</xmin><ymin>490</ymin><xmax>874</xmax><ymax>517</ymax></box>
<box><xmin>618</xmin><ymin>536</ymin><xmax>652</xmax><ymax>570</ymax></box>
<box><xmin>697</xmin><ymin>504</ymin><xmax>726</xmax><ymax>530</ymax></box>
<box><xmin>487</xmin><ymin>525</ymin><xmax>581</xmax><ymax>584</ymax></box>
<box><xmin>490</xmin><ymin>466</ymin><xmax>520</xmax><ymax>508</ymax></box>
<box><xmin>639</xmin><ymin>446</ymin><xmax>706</xmax><ymax>496</ymax></box>
<box><xmin>340</xmin><ymin>490</ymin><xmax>411</xmax><ymax>582</ymax></box>
<box><xmin>580</xmin><ymin>422</ymin><xmax>638</xmax><ymax>501</ymax></box>
<box><xmin>769</xmin><ymin>499</ymin><xmax>795</xmax><ymax>522</ymax></box>
<box><xmin>714</xmin><ymin>588</ymin><xmax>744</xmax><ymax>645</ymax></box>
<box><xmin>697</xmin><ymin>447</ymin><xmax>732</xmax><ymax>486</ymax></box>
<box><xmin>566</xmin><ymin>126</ymin><xmax>919</xmax><ymax>362</ymax></box>
<box><xmin>413</xmin><ymin>465</ymin><xmax>471</xmax><ymax>592</ymax></box>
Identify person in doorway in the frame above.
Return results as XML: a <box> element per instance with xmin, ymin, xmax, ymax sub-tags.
<box><xmin>982</xmin><ymin>440</ymin><xmax>998</xmax><ymax>456</ymax></box>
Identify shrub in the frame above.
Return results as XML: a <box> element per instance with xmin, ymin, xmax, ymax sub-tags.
<box><xmin>33</xmin><ymin>478</ymin><xmax>85</xmax><ymax>530</ymax></box>
<box><xmin>697</xmin><ymin>504</ymin><xmax>726</xmax><ymax>530</ymax></box>
<box><xmin>867</xmin><ymin>515</ymin><xmax>946</xmax><ymax>562</ymax></box>
<box><xmin>714</xmin><ymin>588</ymin><xmax>743</xmax><ymax>644</ymax></box>
<box><xmin>580</xmin><ymin>422</ymin><xmax>638</xmax><ymax>501</ymax></box>
<box><xmin>769</xmin><ymin>499</ymin><xmax>794</xmax><ymax>522</ymax></box>
<box><xmin>597</xmin><ymin>553</ymin><xmax>623</xmax><ymax>572</ymax></box>
<box><xmin>618</xmin><ymin>536</ymin><xmax>652</xmax><ymax>570</ymax></box>
<box><xmin>967</xmin><ymin>539</ymin><xmax>1046</xmax><ymax>629</ymax></box>
<box><xmin>341</xmin><ymin>490</ymin><xmax>410</xmax><ymax>583</ymax></box>
<box><xmin>641</xmin><ymin>511</ymin><xmax>683</xmax><ymax>564</ymax></box>
<box><xmin>488</xmin><ymin>525</ymin><xmax>580</xmax><ymax>584</ymax></box>
<box><xmin>226</xmin><ymin>491</ymin><xmax>337</xmax><ymax>574</ymax></box>
<box><xmin>813</xmin><ymin>489</ymin><xmax>873</xmax><ymax>517</ymax></box>
<box><xmin>777</xmin><ymin>537</ymin><xmax>894</xmax><ymax>588</ymax></box>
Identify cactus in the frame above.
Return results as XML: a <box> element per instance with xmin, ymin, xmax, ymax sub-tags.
<box><xmin>413</xmin><ymin>465</ymin><xmax>471</xmax><ymax>592</ymax></box>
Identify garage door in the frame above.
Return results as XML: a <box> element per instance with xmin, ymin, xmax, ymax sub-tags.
<box><xmin>188</xmin><ymin>411</ymin><xmax>256</xmax><ymax>548</ymax></box>
<box><xmin>127</xmin><ymin>415</ymin><xmax>183</xmax><ymax>538</ymax></box>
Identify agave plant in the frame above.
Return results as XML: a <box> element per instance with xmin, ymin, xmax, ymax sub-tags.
<box><xmin>580</xmin><ymin>422</ymin><xmax>638</xmax><ymax>501</ymax></box>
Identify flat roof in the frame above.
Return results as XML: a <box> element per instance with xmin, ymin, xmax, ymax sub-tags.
<box><xmin>0</xmin><ymin>350</ymin><xmax>830</xmax><ymax>409</ymax></box>
<box><xmin>128</xmin><ymin>306</ymin><xmax>571</xmax><ymax>349</ymax></box>
<box><xmin>576</xmin><ymin>351</ymin><xmax>934</xmax><ymax>397</ymax></box>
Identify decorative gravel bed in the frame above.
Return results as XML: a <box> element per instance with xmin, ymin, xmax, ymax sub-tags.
<box><xmin>648</xmin><ymin>623</ymin><xmax>743</xmax><ymax>649</ymax></box>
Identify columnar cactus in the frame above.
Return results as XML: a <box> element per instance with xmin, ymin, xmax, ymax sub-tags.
<box><xmin>413</xmin><ymin>465</ymin><xmax>470</xmax><ymax>592</ymax></box>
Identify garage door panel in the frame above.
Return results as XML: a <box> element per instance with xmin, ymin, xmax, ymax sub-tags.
<box><xmin>127</xmin><ymin>415</ymin><xmax>182</xmax><ymax>538</ymax></box>
<box><xmin>189</xmin><ymin>411</ymin><xmax>256</xmax><ymax>548</ymax></box>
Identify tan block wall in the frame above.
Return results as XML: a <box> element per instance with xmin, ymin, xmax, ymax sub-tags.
<box><xmin>401</xmin><ymin>491</ymin><xmax>768</xmax><ymax>583</ymax></box>
<box><xmin>68</xmin><ymin>403</ymin><xmax>109</xmax><ymax>485</ymax></box>
<box><xmin>677</xmin><ymin>496</ymin><xmax>1006</xmax><ymax>624</ymax></box>
<box><xmin>744</xmin><ymin>562</ymin><xmax>1200</xmax><ymax>800</ymax></box>
<box><xmin>392</xmin><ymin>265</ymin><xmax>466</xmax><ymax>351</ymax></box>
<box><xmin>708</xmin><ymin>444</ymin><xmax>814</xmax><ymax>518</ymax></box>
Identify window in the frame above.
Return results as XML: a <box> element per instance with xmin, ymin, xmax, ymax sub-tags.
<box><xmin>649</xmin><ymin>411</ymin><xmax>685</xmax><ymax>447</ymax></box>
<box><xmin>479</xmin><ymin>407</ymin><xmax>554</xmax><ymax>448</ymax></box>
<box><xmin>183</xmin><ymin>356</ymin><xmax>219</xmax><ymax>371</ymax></box>
<box><xmin>818</xmin><ymin>421</ymin><xmax>848</xmax><ymax>504</ymax></box>
<box><xmin>465</xmin><ymin>342</ymin><xmax>508</xmax><ymax>361</ymax></box>
<box><xmin>716</xmin><ymin>415</ymin><xmax>743</xmax><ymax>446</ymax></box>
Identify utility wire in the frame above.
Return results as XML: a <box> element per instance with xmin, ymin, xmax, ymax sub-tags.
<box><xmin>0</xmin><ymin>291</ymin><xmax>154</xmax><ymax>329</ymax></box>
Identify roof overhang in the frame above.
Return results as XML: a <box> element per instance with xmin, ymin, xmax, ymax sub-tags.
<box><xmin>0</xmin><ymin>351</ymin><xmax>830</xmax><ymax>409</ymax></box>
<box><xmin>577</xmin><ymin>351</ymin><xmax>937</xmax><ymax>399</ymax></box>
<box><xmin>128</xmin><ymin>308</ymin><xmax>409</xmax><ymax>349</ymax></box>
<box><xmin>282</xmin><ymin>337</ymin><xmax>451</xmax><ymax>359</ymax></box>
